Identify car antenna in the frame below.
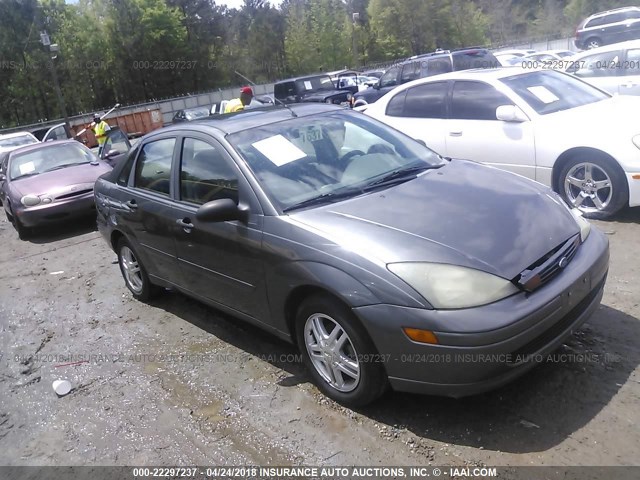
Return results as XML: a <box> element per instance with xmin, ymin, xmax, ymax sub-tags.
<box><xmin>234</xmin><ymin>70</ymin><xmax>297</xmax><ymax>118</ymax></box>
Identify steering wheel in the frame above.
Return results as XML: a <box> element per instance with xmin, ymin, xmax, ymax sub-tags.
<box><xmin>340</xmin><ymin>150</ymin><xmax>366</xmax><ymax>163</ymax></box>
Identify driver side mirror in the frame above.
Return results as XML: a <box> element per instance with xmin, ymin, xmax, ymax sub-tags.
<box><xmin>496</xmin><ymin>105</ymin><xmax>528</xmax><ymax>123</ymax></box>
<box><xmin>196</xmin><ymin>198</ymin><xmax>248</xmax><ymax>223</ymax></box>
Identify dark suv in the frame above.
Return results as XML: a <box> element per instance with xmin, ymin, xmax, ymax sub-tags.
<box><xmin>575</xmin><ymin>6</ymin><xmax>640</xmax><ymax>50</ymax></box>
<box><xmin>352</xmin><ymin>48</ymin><xmax>500</xmax><ymax>107</ymax></box>
<box><xmin>274</xmin><ymin>74</ymin><xmax>356</xmax><ymax>106</ymax></box>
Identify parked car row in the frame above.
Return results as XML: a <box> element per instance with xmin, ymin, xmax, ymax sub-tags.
<box><xmin>6</xmin><ymin>33</ymin><xmax>636</xmax><ymax>409</ymax></box>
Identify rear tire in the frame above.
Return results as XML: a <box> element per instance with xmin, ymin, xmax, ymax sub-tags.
<box><xmin>117</xmin><ymin>238</ymin><xmax>158</xmax><ymax>301</ymax></box>
<box><xmin>296</xmin><ymin>294</ymin><xmax>388</xmax><ymax>407</ymax></box>
<box><xmin>586</xmin><ymin>37</ymin><xmax>602</xmax><ymax>49</ymax></box>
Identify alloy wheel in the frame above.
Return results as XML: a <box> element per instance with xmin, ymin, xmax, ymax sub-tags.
<box><xmin>120</xmin><ymin>245</ymin><xmax>144</xmax><ymax>294</ymax></box>
<box><xmin>303</xmin><ymin>313</ymin><xmax>360</xmax><ymax>392</ymax></box>
<box><xmin>564</xmin><ymin>162</ymin><xmax>613</xmax><ymax>213</ymax></box>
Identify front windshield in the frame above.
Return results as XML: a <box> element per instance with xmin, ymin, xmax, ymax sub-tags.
<box><xmin>295</xmin><ymin>76</ymin><xmax>335</xmax><ymax>94</ymax></box>
<box><xmin>9</xmin><ymin>143</ymin><xmax>96</xmax><ymax>180</ymax></box>
<box><xmin>227</xmin><ymin>112</ymin><xmax>444</xmax><ymax>211</ymax></box>
<box><xmin>501</xmin><ymin>70</ymin><xmax>609</xmax><ymax>115</ymax></box>
<box><xmin>0</xmin><ymin>134</ymin><xmax>38</xmax><ymax>149</ymax></box>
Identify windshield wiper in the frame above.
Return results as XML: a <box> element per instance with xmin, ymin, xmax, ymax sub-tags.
<box><xmin>42</xmin><ymin>162</ymin><xmax>88</xmax><ymax>173</ymax></box>
<box><xmin>12</xmin><ymin>172</ymin><xmax>40</xmax><ymax>180</ymax></box>
<box><xmin>283</xmin><ymin>187</ymin><xmax>364</xmax><ymax>212</ymax></box>
<box><xmin>364</xmin><ymin>164</ymin><xmax>442</xmax><ymax>190</ymax></box>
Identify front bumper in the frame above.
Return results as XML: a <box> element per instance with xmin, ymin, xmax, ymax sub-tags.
<box><xmin>625</xmin><ymin>172</ymin><xmax>640</xmax><ymax>207</ymax></box>
<box><xmin>14</xmin><ymin>193</ymin><xmax>96</xmax><ymax>227</ymax></box>
<box><xmin>353</xmin><ymin>227</ymin><xmax>609</xmax><ymax>397</ymax></box>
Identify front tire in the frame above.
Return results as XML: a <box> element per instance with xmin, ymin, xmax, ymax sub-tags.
<box><xmin>117</xmin><ymin>238</ymin><xmax>158</xmax><ymax>301</ymax></box>
<box><xmin>6</xmin><ymin>205</ymin><xmax>31</xmax><ymax>240</ymax></box>
<box><xmin>296</xmin><ymin>294</ymin><xmax>387</xmax><ymax>407</ymax></box>
<box><xmin>558</xmin><ymin>155</ymin><xmax>628</xmax><ymax>219</ymax></box>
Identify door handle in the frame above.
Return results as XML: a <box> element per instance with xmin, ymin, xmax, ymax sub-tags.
<box><xmin>449</xmin><ymin>131</ymin><xmax>463</xmax><ymax>137</ymax></box>
<box><xmin>125</xmin><ymin>200</ymin><xmax>137</xmax><ymax>209</ymax></box>
<box><xmin>176</xmin><ymin>218</ymin><xmax>195</xmax><ymax>231</ymax></box>
<box><xmin>621</xmin><ymin>81</ymin><xmax>636</xmax><ymax>88</ymax></box>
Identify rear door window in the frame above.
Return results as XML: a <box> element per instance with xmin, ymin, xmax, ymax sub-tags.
<box><xmin>385</xmin><ymin>90</ymin><xmax>407</xmax><ymax>117</ymax></box>
<box><xmin>400</xmin><ymin>62</ymin><xmax>420</xmax><ymax>83</ymax></box>
<box><xmin>134</xmin><ymin>138</ymin><xmax>176</xmax><ymax>196</ymax></box>
<box><xmin>402</xmin><ymin>82</ymin><xmax>448</xmax><ymax>118</ymax></box>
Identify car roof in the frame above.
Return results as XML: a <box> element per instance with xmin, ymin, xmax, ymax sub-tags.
<box><xmin>588</xmin><ymin>6</ymin><xmax>639</xmax><ymax>19</ymax></box>
<box><xmin>160</xmin><ymin>104</ymin><xmax>345</xmax><ymax>136</ymax></box>
<box><xmin>276</xmin><ymin>73</ymin><xmax>333</xmax><ymax>83</ymax></box>
<box><xmin>0</xmin><ymin>131</ymin><xmax>38</xmax><ymax>140</ymax></box>
<box><xmin>7</xmin><ymin>139</ymin><xmax>80</xmax><ymax>156</ymax></box>
<box><xmin>402</xmin><ymin>67</ymin><xmax>519</xmax><ymax>82</ymax></box>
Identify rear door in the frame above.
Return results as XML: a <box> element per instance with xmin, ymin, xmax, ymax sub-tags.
<box><xmin>118</xmin><ymin>135</ymin><xmax>180</xmax><ymax>283</ymax></box>
<box><xmin>445</xmin><ymin>80</ymin><xmax>536</xmax><ymax>179</ymax></box>
<box><xmin>171</xmin><ymin>134</ymin><xmax>268</xmax><ymax>319</ymax></box>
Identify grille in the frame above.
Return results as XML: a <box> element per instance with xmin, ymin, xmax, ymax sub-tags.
<box><xmin>514</xmin><ymin>234</ymin><xmax>580</xmax><ymax>292</ymax></box>
<box><xmin>56</xmin><ymin>188</ymin><xmax>93</xmax><ymax>200</ymax></box>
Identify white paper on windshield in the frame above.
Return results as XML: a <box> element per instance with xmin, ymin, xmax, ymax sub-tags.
<box><xmin>303</xmin><ymin>81</ymin><xmax>313</xmax><ymax>90</ymax></box>
<box><xmin>527</xmin><ymin>86</ymin><xmax>559</xmax><ymax>104</ymax></box>
<box><xmin>19</xmin><ymin>161</ymin><xmax>35</xmax><ymax>175</ymax></box>
<box><xmin>253</xmin><ymin>134</ymin><xmax>307</xmax><ymax>167</ymax></box>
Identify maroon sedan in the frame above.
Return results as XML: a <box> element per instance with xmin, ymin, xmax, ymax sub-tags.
<box><xmin>0</xmin><ymin>140</ymin><xmax>112</xmax><ymax>239</ymax></box>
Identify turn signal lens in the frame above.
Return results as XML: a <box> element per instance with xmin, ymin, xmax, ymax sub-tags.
<box><xmin>402</xmin><ymin>328</ymin><xmax>439</xmax><ymax>345</ymax></box>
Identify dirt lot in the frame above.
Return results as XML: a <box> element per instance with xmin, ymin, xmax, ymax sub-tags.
<box><xmin>0</xmin><ymin>208</ymin><xmax>638</xmax><ymax>473</ymax></box>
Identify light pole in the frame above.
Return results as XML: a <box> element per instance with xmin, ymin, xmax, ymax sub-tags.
<box><xmin>41</xmin><ymin>32</ymin><xmax>71</xmax><ymax>132</ymax></box>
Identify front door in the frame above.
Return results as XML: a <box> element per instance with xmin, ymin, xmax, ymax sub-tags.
<box><xmin>171</xmin><ymin>135</ymin><xmax>267</xmax><ymax>320</ymax></box>
<box><xmin>444</xmin><ymin>80</ymin><xmax>536</xmax><ymax>179</ymax></box>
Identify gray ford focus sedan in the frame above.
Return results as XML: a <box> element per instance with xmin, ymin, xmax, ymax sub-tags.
<box><xmin>95</xmin><ymin>104</ymin><xmax>609</xmax><ymax>406</ymax></box>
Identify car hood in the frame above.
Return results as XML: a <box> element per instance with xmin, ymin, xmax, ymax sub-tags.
<box><xmin>10</xmin><ymin>162</ymin><xmax>112</xmax><ymax>197</ymax></box>
<box><xmin>290</xmin><ymin>160</ymin><xmax>579</xmax><ymax>280</ymax></box>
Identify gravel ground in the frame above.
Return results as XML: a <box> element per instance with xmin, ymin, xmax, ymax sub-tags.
<box><xmin>0</xmin><ymin>208</ymin><xmax>638</xmax><ymax>473</ymax></box>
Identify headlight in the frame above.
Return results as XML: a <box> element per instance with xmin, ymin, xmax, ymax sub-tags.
<box><xmin>569</xmin><ymin>207</ymin><xmax>591</xmax><ymax>242</ymax></box>
<box><xmin>346</xmin><ymin>93</ymin><xmax>353</xmax><ymax>101</ymax></box>
<box><xmin>632</xmin><ymin>134</ymin><xmax>640</xmax><ymax>149</ymax></box>
<box><xmin>21</xmin><ymin>194</ymin><xmax>41</xmax><ymax>207</ymax></box>
<box><xmin>387</xmin><ymin>262</ymin><xmax>519</xmax><ymax>309</ymax></box>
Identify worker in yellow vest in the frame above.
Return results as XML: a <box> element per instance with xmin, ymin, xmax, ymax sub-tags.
<box><xmin>224</xmin><ymin>86</ymin><xmax>254</xmax><ymax>113</ymax></box>
<box><xmin>90</xmin><ymin>113</ymin><xmax>111</xmax><ymax>156</ymax></box>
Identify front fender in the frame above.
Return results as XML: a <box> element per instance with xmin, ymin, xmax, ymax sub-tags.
<box><xmin>266</xmin><ymin>260</ymin><xmax>426</xmax><ymax>337</ymax></box>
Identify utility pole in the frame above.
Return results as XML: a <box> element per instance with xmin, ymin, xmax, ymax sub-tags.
<box><xmin>41</xmin><ymin>31</ymin><xmax>71</xmax><ymax>132</ymax></box>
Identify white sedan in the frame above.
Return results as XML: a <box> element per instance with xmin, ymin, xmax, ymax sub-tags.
<box><xmin>364</xmin><ymin>68</ymin><xmax>640</xmax><ymax>219</ymax></box>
